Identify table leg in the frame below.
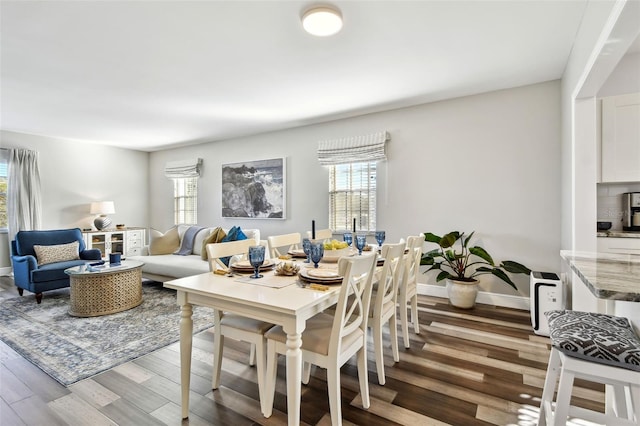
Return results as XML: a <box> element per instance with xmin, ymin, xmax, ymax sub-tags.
<box><xmin>283</xmin><ymin>326</ymin><xmax>302</xmax><ymax>426</ymax></box>
<box><xmin>179</xmin><ymin>297</ymin><xmax>193</xmax><ymax>419</ymax></box>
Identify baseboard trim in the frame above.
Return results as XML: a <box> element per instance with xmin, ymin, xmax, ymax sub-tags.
<box><xmin>0</xmin><ymin>267</ymin><xmax>12</xmax><ymax>277</ymax></box>
<box><xmin>417</xmin><ymin>283</ymin><xmax>530</xmax><ymax>311</ymax></box>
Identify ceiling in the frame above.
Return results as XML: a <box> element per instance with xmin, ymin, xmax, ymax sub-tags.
<box><xmin>0</xmin><ymin>1</ymin><xmax>600</xmax><ymax>152</ymax></box>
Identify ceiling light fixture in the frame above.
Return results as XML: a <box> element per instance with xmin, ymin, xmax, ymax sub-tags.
<box><xmin>302</xmin><ymin>6</ymin><xmax>343</xmax><ymax>37</ymax></box>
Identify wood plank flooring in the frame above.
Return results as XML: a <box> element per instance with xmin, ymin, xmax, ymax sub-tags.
<box><xmin>0</xmin><ymin>276</ymin><xmax>605</xmax><ymax>425</ymax></box>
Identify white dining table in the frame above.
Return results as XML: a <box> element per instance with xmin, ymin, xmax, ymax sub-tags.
<box><xmin>164</xmin><ymin>265</ymin><xmax>342</xmax><ymax>425</ymax></box>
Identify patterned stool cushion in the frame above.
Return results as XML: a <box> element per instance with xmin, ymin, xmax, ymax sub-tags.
<box><xmin>545</xmin><ymin>310</ymin><xmax>640</xmax><ymax>372</ymax></box>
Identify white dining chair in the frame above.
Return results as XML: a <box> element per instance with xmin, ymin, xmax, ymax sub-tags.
<box><xmin>306</xmin><ymin>228</ymin><xmax>333</xmax><ymax>241</ymax></box>
<box><xmin>263</xmin><ymin>253</ymin><xmax>377</xmax><ymax>425</ymax></box>
<box><xmin>205</xmin><ymin>241</ymin><xmax>275</xmax><ymax>415</ymax></box>
<box><xmin>267</xmin><ymin>232</ymin><xmax>301</xmax><ymax>258</ymax></box>
<box><xmin>369</xmin><ymin>242</ymin><xmax>405</xmax><ymax>385</ymax></box>
<box><xmin>397</xmin><ymin>235</ymin><xmax>423</xmax><ymax>348</ymax></box>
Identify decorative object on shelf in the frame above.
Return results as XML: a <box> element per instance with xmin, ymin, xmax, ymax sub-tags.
<box><xmin>90</xmin><ymin>201</ymin><xmax>115</xmax><ymax>230</ymax></box>
<box><xmin>116</xmin><ymin>224</ymin><xmax>126</xmax><ymax>230</ymax></box>
<box><xmin>421</xmin><ymin>231</ymin><xmax>531</xmax><ymax>309</ymax></box>
<box><xmin>221</xmin><ymin>158</ymin><xmax>285</xmax><ymax>219</ymax></box>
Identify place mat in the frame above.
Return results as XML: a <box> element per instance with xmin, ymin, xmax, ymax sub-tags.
<box><xmin>288</xmin><ymin>249</ymin><xmax>307</xmax><ymax>258</ymax></box>
<box><xmin>233</xmin><ymin>274</ymin><xmax>295</xmax><ymax>289</ymax></box>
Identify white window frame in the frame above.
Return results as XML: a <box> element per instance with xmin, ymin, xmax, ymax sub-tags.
<box><xmin>0</xmin><ymin>154</ymin><xmax>7</xmax><ymax>230</ymax></box>
<box><xmin>328</xmin><ymin>162</ymin><xmax>377</xmax><ymax>232</ymax></box>
<box><xmin>173</xmin><ymin>177</ymin><xmax>198</xmax><ymax>225</ymax></box>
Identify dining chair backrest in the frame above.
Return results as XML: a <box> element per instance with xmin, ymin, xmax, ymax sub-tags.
<box><xmin>267</xmin><ymin>232</ymin><xmax>301</xmax><ymax>258</ymax></box>
<box><xmin>402</xmin><ymin>235</ymin><xmax>423</xmax><ymax>293</ymax></box>
<box><xmin>329</xmin><ymin>253</ymin><xmax>377</xmax><ymax>356</ymax></box>
<box><xmin>371</xmin><ymin>243</ymin><xmax>405</xmax><ymax>317</ymax></box>
<box><xmin>206</xmin><ymin>239</ymin><xmax>256</xmax><ymax>272</ymax></box>
<box><xmin>305</xmin><ymin>228</ymin><xmax>333</xmax><ymax>241</ymax></box>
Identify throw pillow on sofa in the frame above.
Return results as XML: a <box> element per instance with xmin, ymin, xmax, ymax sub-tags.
<box><xmin>149</xmin><ymin>227</ymin><xmax>180</xmax><ymax>255</ymax></box>
<box><xmin>219</xmin><ymin>226</ymin><xmax>248</xmax><ymax>266</ymax></box>
<box><xmin>34</xmin><ymin>241</ymin><xmax>80</xmax><ymax>265</ymax></box>
<box><xmin>201</xmin><ymin>227</ymin><xmax>227</xmax><ymax>260</ymax></box>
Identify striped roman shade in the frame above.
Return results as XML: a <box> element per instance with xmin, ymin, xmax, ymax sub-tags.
<box><xmin>164</xmin><ymin>158</ymin><xmax>202</xmax><ymax>178</ymax></box>
<box><xmin>317</xmin><ymin>131</ymin><xmax>390</xmax><ymax>165</ymax></box>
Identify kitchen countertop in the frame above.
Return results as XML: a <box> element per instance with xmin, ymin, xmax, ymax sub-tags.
<box><xmin>560</xmin><ymin>250</ymin><xmax>640</xmax><ymax>301</ymax></box>
<box><xmin>596</xmin><ymin>231</ymin><xmax>640</xmax><ymax>238</ymax></box>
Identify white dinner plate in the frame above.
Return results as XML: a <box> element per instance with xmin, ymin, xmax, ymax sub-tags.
<box><xmin>232</xmin><ymin>259</ymin><xmax>275</xmax><ymax>269</ymax></box>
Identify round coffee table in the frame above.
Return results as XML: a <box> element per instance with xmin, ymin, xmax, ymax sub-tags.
<box><xmin>65</xmin><ymin>260</ymin><xmax>144</xmax><ymax>317</ymax></box>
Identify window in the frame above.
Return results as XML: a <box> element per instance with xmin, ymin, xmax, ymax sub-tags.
<box><xmin>329</xmin><ymin>162</ymin><xmax>376</xmax><ymax>232</ymax></box>
<box><xmin>173</xmin><ymin>177</ymin><xmax>197</xmax><ymax>225</ymax></box>
<box><xmin>0</xmin><ymin>155</ymin><xmax>7</xmax><ymax>229</ymax></box>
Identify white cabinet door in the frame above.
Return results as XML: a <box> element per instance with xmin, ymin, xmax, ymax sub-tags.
<box><xmin>601</xmin><ymin>93</ymin><xmax>640</xmax><ymax>183</ymax></box>
<box><xmin>597</xmin><ymin>237</ymin><xmax>640</xmax><ymax>255</ymax></box>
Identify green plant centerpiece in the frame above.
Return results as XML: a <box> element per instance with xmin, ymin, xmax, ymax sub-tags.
<box><xmin>421</xmin><ymin>231</ymin><xmax>531</xmax><ymax>308</ymax></box>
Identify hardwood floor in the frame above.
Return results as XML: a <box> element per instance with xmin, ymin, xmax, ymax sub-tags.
<box><xmin>0</xmin><ymin>276</ymin><xmax>604</xmax><ymax>425</ymax></box>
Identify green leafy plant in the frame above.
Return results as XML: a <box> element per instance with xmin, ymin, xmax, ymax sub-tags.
<box><xmin>421</xmin><ymin>231</ymin><xmax>531</xmax><ymax>290</ymax></box>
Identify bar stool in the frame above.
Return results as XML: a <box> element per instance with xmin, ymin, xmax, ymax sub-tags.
<box><xmin>538</xmin><ymin>310</ymin><xmax>640</xmax><ymax>426</ymax></box>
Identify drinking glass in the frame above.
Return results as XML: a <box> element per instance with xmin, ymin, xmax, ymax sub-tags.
<box><xmin>248</xmin><ymin>245</ymin><xmax>265</xmax><ymax>279</ymax></box>
<box><xmin>302</xmin><ymin>237</ymin><xmax>312</xmax><ymax>263</ymax></box>
<box><xmin>343</xmin><ymin>232</ymin><xmax>353</xmax><ymax>246</ymax></box>
<box><xmin>375</xmin><ymin>231</ymin><xmax>386</xmax><ymax>247</ymax></box>
<box><xmin>355</xmin><ymin>234</ymin><xmax>367</xmax><ymax>255</ymax></box>
<box><xmin>309</xmin><ymin>242</ymin><xmax>324</xmax><ymax>268</ymax></box>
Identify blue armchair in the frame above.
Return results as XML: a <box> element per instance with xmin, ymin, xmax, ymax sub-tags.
<box><xmin>11</xmin><ymin>228</ymin><xmax>102</xmax><ymax>303</ymax></box>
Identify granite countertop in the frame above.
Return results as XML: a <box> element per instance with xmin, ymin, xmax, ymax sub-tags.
<box><xmin>560</xmin><ymin>250</ymin><xmax>640</xmax><ymax>301</ymax></box>
<box><xmin>597</xmin><ymin>231</ymin><xmax>640</xmax><ymax>238</ymax></box>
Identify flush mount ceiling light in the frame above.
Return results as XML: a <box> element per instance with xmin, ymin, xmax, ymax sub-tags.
<box><xmin>302</xmin><ymin>6</ymin><xmax>343</xmax><ymax>36</ymax></box>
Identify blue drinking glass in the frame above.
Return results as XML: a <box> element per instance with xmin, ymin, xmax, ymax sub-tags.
<box><xmin>302</xmin><ymin>237</ymin><xmax>312</xmax><ymax>263</ymax></box>
<box><xmin>309</xmin><ymin>242</ymin><xmax>324</xmax><ymax>268</ymax></box>
<box><xmin>375</xmin><ymin>231</ymin><xmax>386</xmax><ymax>247</ymax></box>
<box><xmin>343</xmin><ymin>232</ymin><xmax>353</xmax><ymax>246</ymax></box>
<box><xmin>248</xmin><ymin>245</ymin><xmax>265</xmax><ymax>279</ymax></box>
<box><xmin>355</xmin><ymin>234</ymin><xmax>367</xmax><ymax>255</ymax></box>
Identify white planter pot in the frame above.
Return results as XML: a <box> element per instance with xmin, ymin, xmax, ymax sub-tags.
<box><xmin>446</xmin><ymin>278</ymin><xmax>479</xmax><ymax>309</ymax></box>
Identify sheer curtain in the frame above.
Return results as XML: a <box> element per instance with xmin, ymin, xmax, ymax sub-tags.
<box><xmin>7</xmin><ymin>148</ymin><xmax>42</xmax><ymax>245</ymax></box>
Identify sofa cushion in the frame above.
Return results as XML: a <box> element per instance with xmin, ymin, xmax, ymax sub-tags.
<box><xmin>201</xmin><ymin>227</ymin><xmax>227</xmax><ymax>260</ymax></box>
<box><xmin>220</xmin><ymin>226</ymin><xmax>248</xmax><ymax>266</ymax></box>
<box><xmin>31</xmin><ymin>259</ymin><xmax>87</xmax><ymax>283</ymax></box>
<box><xmin>149</xmin><ymin>227</ymin><xmax>180</xmax><ymax>255</ymax></box>
<box><xmin>546</xmin><ymin>310</ymin><xmax>640</xmax><ymax>372</ymax></box>
<box><xmin>34</xmin><ymin>241</ymin><xmax>80</xmax><ymax>266</ymax></box>
<box><xmin>137</xmin><ymin>254</ymin><xmax>210</xmax><ymax>278</ymax></box>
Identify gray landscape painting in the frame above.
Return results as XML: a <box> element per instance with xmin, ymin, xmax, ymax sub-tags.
<box><xmin>221</xmin><ymin>158</ymin><xmax>285</xmax><ymax>219</ymax></box>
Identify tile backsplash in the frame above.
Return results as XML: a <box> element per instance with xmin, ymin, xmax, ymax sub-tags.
<box><xmin>597</xmin><ymin>182</ymin><xmax>640</xmax><ymax>230</ymax></box>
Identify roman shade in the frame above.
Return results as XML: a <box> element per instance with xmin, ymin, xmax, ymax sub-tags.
<box><xmin>317</xmin><ymin>131</ymin><xmax>389</xmax><ymax>165</ymax></box>
<box><xmin>164</xmin><ymin>158</ymin><xmax>202</xmax><ymax>178</ymax></box>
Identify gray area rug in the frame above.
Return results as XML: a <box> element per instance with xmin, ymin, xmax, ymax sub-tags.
<box><xmin>0</xmin><ymin>282</ymin><xmax>214</xmax><ymax>386</ymax></box>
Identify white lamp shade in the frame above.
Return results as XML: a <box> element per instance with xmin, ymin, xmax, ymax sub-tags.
<box><xmin>302</xmin><ymin>7</ymin><xmax>343</xmax><ymax>36</ymax></box>
<box><xmin>90</xmin><ymin>201</ymin><xmax>115</xmax><ymax>215</ymax></box>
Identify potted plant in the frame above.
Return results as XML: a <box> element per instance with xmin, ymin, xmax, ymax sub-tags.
<box><xmin>421</xmin><ymin>231</ymin><xmax>531</xmax><ymax>308</ymax></box>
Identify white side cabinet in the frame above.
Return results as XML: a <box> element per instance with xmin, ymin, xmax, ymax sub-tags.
<box><xmin>601</xmin><ymin>93</ymin><xmax>640</xmax><ymax>183</ymax></box>
<box><xmin>597</xmin><ymin>237</ymin><xmax>640</xmax><ymax>255</ymax></box>
<box><xmin>83</xmin><ymin>228</ymin><xmax>146</xmax><ymax>259</ymax></box>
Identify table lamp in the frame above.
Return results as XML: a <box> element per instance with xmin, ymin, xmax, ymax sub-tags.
<box><xmin>90</xmin><ymin>201</ymin><xmax>115</xmax><ymax>230</ymax></box>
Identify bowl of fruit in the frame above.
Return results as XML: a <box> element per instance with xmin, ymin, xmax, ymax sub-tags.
<box><xmin>321</xmin><ymin>239</ymin><xmax>355</xmax><ymax>262</ymax></box>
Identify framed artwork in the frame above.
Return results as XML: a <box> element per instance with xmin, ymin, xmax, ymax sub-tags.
<box><xmin>221</xmin><ymin>157</ymin><xmax>285</xmax><ymax>219</ymax></box>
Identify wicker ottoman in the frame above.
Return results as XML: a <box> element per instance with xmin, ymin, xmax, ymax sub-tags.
<box><xmin>65</xmin><ymin>260</ymin><xmax>144</xmax><ymax>317</ymax></box>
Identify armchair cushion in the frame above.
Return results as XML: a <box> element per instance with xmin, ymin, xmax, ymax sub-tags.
<box><xmin>34</xmin><ymin>241</ymin><xmax>80</xmax><ymax>265</ymax></box>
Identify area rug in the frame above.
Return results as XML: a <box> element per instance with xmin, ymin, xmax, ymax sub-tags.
<box><xmin>0</xmin><ymin>282</ymin><xmax>215</xmax><ymax>386</ymax></box>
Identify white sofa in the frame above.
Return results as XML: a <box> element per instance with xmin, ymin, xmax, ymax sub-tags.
<box><xmin>129</xmin><ymin>225</ymin><xmax>261</xmax><ymax>282</ymax></box>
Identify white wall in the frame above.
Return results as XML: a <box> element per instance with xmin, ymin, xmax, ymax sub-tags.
<box><xmin>0</xmin><ymin>131</ymin><xmax>149</xmax><ymax>269</ymax></box>
<box><xmin>149</xmin><ymin>81</ymin><xmax>562</xmax><ymax>298</ymax></box>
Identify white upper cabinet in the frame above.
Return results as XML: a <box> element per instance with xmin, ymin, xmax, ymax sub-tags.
<box><xmin>601</xmin><ymin>93</ymin><xmax>640</xmax><ymax>183</ymax></box>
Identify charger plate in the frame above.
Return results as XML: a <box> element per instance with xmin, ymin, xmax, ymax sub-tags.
<box><xmin>288</xmin><ymin>249</ymin><xmax>307</xmax><ymax>258</ymax></box>
<box><xmin>231</xmin><ymin>259</ymin><xmax>275</xmax><ymax>272</ymax></box>
<box><xmin>299</xmin><ymin>268</ymin><xmax>343</xmax><ymax>284</ymax></box>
